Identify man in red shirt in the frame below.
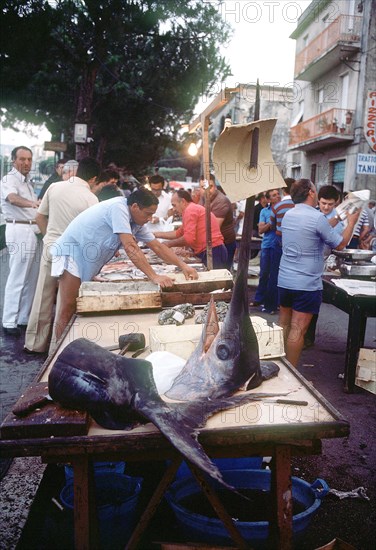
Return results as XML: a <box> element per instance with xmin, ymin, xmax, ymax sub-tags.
<box><xmin>153</xmin><ymin>189</ymin><xmax>228</xmax><ymax>269</ymax></box>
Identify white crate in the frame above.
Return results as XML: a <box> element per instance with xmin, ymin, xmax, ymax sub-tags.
<box><xmin>355</xmin><ymin>348</ymin><xmax>376</xmax><ymax>395</ymax></box>
<box><xmin>149</xmin><ymin>315</ymin><xmax>284</xmax><ymax>360</ymax></box>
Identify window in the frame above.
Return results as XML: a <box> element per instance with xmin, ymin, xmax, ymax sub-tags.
<box><xmin>311</xmin><ymin>164</ymin><xmax>317</xmax><ymax>183</ymax></box>
<box><xmin>291</xmin><ymin>165</ymin><xmax>301</xmax><ymax>180</ymax></box>
<box><xmin>318</xmin><ymin>88</ymin><xmax>325</xmax><ymax>114</ymax></box>
<box><xmin>330</xmin><ymin>160</ymin><xmax>345</xmax><ymax>193</ymax></box>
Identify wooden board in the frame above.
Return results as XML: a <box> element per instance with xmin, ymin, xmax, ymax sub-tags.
<box><xmin>1</xmin><ymin>383</ymin><xmax>89</xmax><ymax>439</ymax></box>
<box><xmin>76</xmin><ymin>281</ymin><xmax>162</xmax><ymax>313</ymax></box>
<box><xmin>164</xmin><ymin>269</ymin><xmax>233</xmax><ymax>294</ymax></box>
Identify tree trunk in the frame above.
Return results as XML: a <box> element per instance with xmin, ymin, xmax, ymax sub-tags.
<box><xmin>75</xmin><ymin>65</ymin><xmax>97</xmax><ymax>161</ymax></box>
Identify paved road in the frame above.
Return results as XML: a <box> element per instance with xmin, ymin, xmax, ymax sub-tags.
<box><xmin>1</xmin><ymin>247</ymin><xmax>375</xmax><ymax>549</ymax></box>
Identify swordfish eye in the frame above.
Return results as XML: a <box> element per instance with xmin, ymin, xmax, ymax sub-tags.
<box><xmin>216</xmin><ymin>342</ymin><xmax>231</xmax><ymax>360</ymax></box>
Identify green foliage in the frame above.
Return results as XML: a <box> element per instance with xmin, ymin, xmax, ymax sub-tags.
<box><xmin>158</xmin><ymin>166</ymin><xmax>188</xmax><ymax>182</ymax></box>
<box><xmin>1</xmin><ymin>0</ymin><xmax>231</xmax><ymax>172</ymax></box>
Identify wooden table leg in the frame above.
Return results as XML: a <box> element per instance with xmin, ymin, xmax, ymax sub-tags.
<box><xmin>189</xmin><ymin>465</ymin><xmax>249</xmax><ymax>549</ymax></box>
<box><xmin>125</xmin><ymin>457</ymin><xmax>182</xmax><ymax>550</ymax></box>
<box><xmin>72</xmin><ymin>457</ymin><xmax>100</xmax><ymax>550</ymax></box>
<box><xmin>344</xmin><ymin>304</ymin><xmax>363</xmax><ymax>393</ymax></box>
<box><xmin>269</xmin><ymin>445</ymin><xmax>292</xmax><ymax>549</ymax></box>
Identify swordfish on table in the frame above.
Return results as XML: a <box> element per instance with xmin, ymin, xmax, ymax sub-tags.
<box><xmin>48</xmin><ymin>252</ymin><xmax>280</xmax><ymax>488</ymax></box>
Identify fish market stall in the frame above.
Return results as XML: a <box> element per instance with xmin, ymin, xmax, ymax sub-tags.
<box><xmin>322</xmin><ymin>273</ymin><xmax>376</xmax><ymax>393</ymax></box>
<box><xmin>0</xmin><ymin>310</ymin><xmax>350</xmax><ymax>550</ymax></box>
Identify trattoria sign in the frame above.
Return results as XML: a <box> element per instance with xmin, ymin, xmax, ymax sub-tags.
<box><xmin>365</xmin><ymin>91</ymin><xmax>376</xmax><ymax>152</ymax></box>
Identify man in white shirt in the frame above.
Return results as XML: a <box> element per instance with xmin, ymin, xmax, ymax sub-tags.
<box><xmin>1</xmin><ymin>146</ymin><xmax>42</xmax><ymax>336</ymax></box>
<box><xmin>148</xmin><ymin>175</ymin><xmax>173</xmax><ymax>223</ymax></box>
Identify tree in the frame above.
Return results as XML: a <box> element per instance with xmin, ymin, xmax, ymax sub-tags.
<box><xmin>1</xmin><ymin>0</ymin><xmax>231</xmax><ymax>172</ymax></box>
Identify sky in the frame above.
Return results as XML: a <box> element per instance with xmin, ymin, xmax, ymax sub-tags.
<box><xmin>0</xmin><ymin>0</ymin><xmax>312</xmax><ymax>148</ymax></box>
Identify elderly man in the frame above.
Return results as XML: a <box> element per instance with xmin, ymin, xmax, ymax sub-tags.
<box><xmin>50</xmin><ymin>188</ymin><xmax>198</xmax><ymax>345</ymax></box>
<box><xmin>154</xmin><ymin>189</ymin><xmax>227</xmax><ymax>269</ymax></box>
<box><xmin>278</xmin><ymin>179</ymin><xmax>360</xmax><ymax>367</ymax></box>
<box><xmin>1</xmin><ymin>146</ymin><xmax>42</xmax><ymax>336</ymax></box>
<box><xmin>24</xmin><ymin>158</ymin><xmax>100</xmax><ymax>354</ymax></box>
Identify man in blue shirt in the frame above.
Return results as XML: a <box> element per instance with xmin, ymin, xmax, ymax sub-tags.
<box><xmin>251</xmin><ymin>188</ymin><xmax>280</xmax><ymax>313</ymax></box>
<box><xmin>303</xmin><ymin>185</ymin><xmax>344</xmax><ymax>348</ymax></box>
<box><xmin>278</xmin><ymin>179</ymin><xmax>360</xmax><ymax>367</ymax></box>
<box><xmin>51</xmin><ymin>188</ymin><xmax>198</xmax><ymax>345</ymax></box>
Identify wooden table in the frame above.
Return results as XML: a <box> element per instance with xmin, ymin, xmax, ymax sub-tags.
<box><xmin>322</xmin><ymin>276</ymin><xmax>376</xmax><ymax>393</ymax></box>
<box><xmin>0</xmin><ymin>312</ymin><xmax>350</xmax><ymax>549</ymax></box>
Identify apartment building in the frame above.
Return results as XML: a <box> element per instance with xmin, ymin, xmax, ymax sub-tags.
<box><xmin>287</xmin><ymin>0</ymin><xmax>376</xmax><ymax>196</ymax></box>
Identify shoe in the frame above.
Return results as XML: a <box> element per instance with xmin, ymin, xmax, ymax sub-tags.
<box><xmin>3</xmin><ymin>327</ymin><xmax>21</xmax><ymax>337</ymax></box>
<box><xmin>260</xmin><ymin>307</ymin><xmax>275</xmax><ymax>314</ymax></box>
<box><xmin>23</xmin><ymin>347</ymin><xmax>46</xmax><ymax>355</ymax></box>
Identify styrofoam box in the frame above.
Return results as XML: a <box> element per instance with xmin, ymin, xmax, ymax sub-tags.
<box><xmin>149</xmin><ymin>316</ymin><xmax>285</xmax><ymax>360</ymax></box>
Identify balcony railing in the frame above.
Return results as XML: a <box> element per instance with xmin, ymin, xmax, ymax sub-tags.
<box><xmin>289</xmin><ymin>108</ymin><xmax>354</xmax><ymax>147</ymax></box>
<box><xmin>295</xmin><ymin>15</ymin><xmax>362</xmax><ymax>77</ymax></box>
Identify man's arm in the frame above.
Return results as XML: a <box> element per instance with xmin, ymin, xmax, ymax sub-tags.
<box><xmin>6</xmin><ymin>193</ymin><xmax>39</xmax><ymax>209</ymax></box>
<box><xmin>35</xmin><ymin>212</ymin><xmax>48</xmax><ymax>235</ymax></box>
<box><xmin>148</xmin><ymin>239</ymin><xmax>198</xmax><ymax>280</ymax></box>
<box><xmin>153</xmin><ymin>230</ymin><xmax>177</xmax><ymax>240</ymax></box>
<box><xmin>335</xmin><ymin>210</ymin><xmax>361</xmax><ymax>250</ymax></box>
<box><xmin>258</xmin><ymin>221</ymin><xmax>270</xmax><ymax>235</ymax></box>
<box><xmin>120</xmin><ymin>233</ymin><xmax>175</xmax><ymax>288</ymax></box>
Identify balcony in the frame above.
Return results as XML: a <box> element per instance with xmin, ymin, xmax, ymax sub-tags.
<box><xmin>294</xmin><ymin>15</ymin><xmax>362</xmax><ymax>80</ymax></box>
<box><xmin>288</xmin><ymin>108</ymin><xmax>355</xmax><ymax>151</ymax></box>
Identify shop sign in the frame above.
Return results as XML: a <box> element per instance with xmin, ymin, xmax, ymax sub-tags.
<box><xmin>365</xmin><ymin>91</ymin><xmax>376</xmax><ymax>152</ymax></box>
<box><xmin>356</xmin><ymin>153</ymin><xmax>376</xmax><ymax>175</ymax></box>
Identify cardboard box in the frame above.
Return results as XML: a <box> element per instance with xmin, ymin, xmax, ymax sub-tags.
<box><xmin>149</xmin><ymin>315</ymin><xmax>284</xmax><ymax>360</ymax></box>
<box><xmin>355</xmin><ymin>348</ymin><xmax>376</xmax><ymax>395</ymax></box>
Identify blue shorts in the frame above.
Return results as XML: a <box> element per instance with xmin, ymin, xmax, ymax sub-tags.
<box><xmin>278</xmin><ymin>287</ymin><xmax>322</xmax><ymax>315</ymax></box>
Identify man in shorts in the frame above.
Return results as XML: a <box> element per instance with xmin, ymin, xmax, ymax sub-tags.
<box><xmin>277</xmin><ymin>179</ymin><xmax>360</xmax><ymax>367</ymax></box>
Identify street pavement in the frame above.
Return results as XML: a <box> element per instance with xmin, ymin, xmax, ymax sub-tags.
<box><xmin>0</xmin><ymin>247</ymin><xmax>375</xmax><ymax>549</ymax></box>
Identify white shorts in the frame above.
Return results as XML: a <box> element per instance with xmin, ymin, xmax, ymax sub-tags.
<box><xmin>51</xmin><ymin>255</ymin><xmax>80</xmax><ymax>278</ymax></box>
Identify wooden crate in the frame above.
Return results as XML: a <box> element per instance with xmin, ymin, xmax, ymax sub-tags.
<box><xmin>76</xmin><ymin>281</ymin><xmax>162</xmax><ymax>313</ymax></box>
<box><xmin>163</xmin><ymin>269</ymin><xmax>233</xmax><ymax>294</ymax></box>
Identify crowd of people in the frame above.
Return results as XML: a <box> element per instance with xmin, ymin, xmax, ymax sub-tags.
<box><xmin>1</xmin><ymin>146</ymin><xmax>374</xmax><ymax>368</ymax></box>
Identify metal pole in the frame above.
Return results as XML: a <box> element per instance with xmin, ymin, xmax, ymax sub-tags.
<box><xmin>202</xmin><ymin>115</ymin><xmax>213</xmax><ymax>270</ymax></box>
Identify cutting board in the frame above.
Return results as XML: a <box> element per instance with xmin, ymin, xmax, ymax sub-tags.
<box><xmin>1</xmin><ymin>382</ymin><xmax>89</xmax><ymax>439</ymax></box>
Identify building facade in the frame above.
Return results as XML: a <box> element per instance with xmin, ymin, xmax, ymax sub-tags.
<box><xmin>209</xmin><ymin>84</ymin><xmax>294</xmax><ymax>176</ymax></box>
<box><xmin>287</xmin><ymin>0</ymin><xmax>376</xmax><ymax>197</ymax></box>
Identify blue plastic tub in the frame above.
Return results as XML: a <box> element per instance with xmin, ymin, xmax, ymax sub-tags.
<box><xmin>174</xmin><ymin>457</ymin><xmax>263</xmax><ymax>480</ymax></box>
<box><xmin>64</xmin><ymin>461</ymin><xmax>125</xmax><ymax>483</ymax></box>
<box><xmin>166</xmin><ymin>469</ymin><xmax>328</xmax><ymax>548</ymax></box>
<box><xmin>60</xmin><ymin>472</ymin><xmax>142</xmax><ymax>550</ymax></box>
